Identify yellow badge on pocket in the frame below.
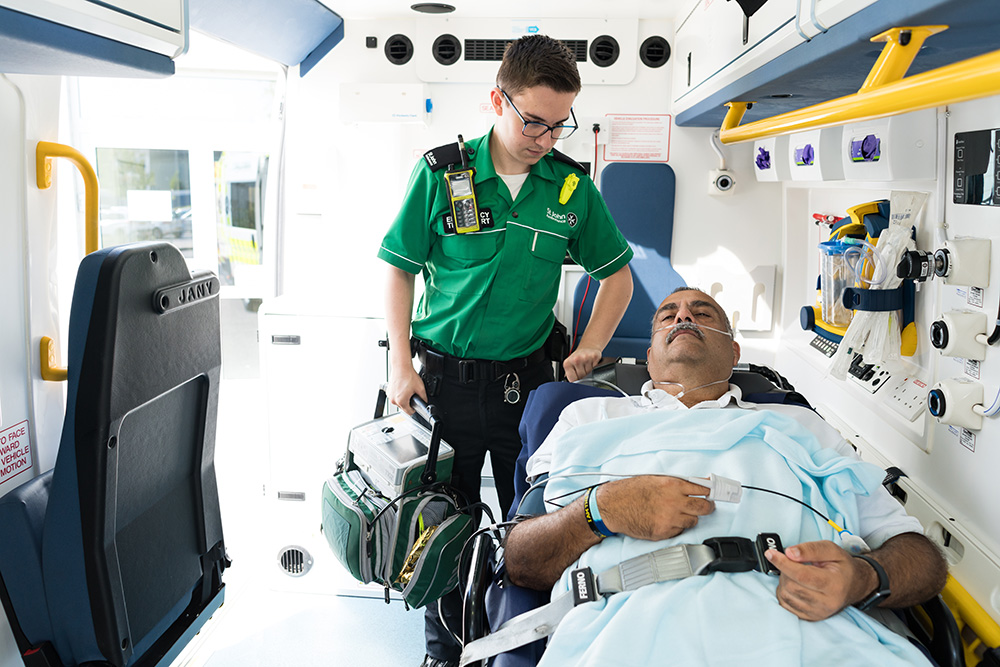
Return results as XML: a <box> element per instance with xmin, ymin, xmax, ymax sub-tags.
<box><xmin>559</xmin><ymin>173</ymin><xmax>580</xmax><ymax>205</ymax></box>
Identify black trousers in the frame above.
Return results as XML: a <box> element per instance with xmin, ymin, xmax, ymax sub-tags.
<box><xmin>420</xmin><ymin>357</ymin><xmax>554</xmax><ymax>662</ymax></box>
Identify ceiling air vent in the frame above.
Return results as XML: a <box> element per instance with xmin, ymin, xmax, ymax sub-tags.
<box><xmin>640</xmin><ymin>36</ymin><xmax>671</xmax><ymax>68</ymax></box>
<box><xmin>385</xmin><ymin>34</ymin><xmax>414</xmax><ymax>65</ymax></box>
<box><xmin>589</xmin><ymin>35</ymin><xmax>619</xmax><ymax>68</ymax></box>
<box><xmin>278</xmin><ymin>546</ymin><xmax>313</xmax><ymax>577</ymax></box>
<box><xmin>433</xmin><ymin>34</ymin><xmax>461</xmax><ymax>65</ymax></box>
<box><xmin>463</xmin><ymin>39</ymin><xmax>588</xmax><ymax>62</ymax></box>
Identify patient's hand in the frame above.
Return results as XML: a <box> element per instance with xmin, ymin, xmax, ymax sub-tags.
<box><xmin>599</xmin><ymin>476</ymin><xmax>715</xmax><ymax>541</ymax></box>
<box><xmin>766</xmin><ymin>541</ymin><xmax>876</xmax><ymax>621</ymax></box>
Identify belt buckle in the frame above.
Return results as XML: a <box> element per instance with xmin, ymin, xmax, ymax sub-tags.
<box><xmin>701</xmin><ymin>536</ymin><xmax>761</xmax><ymax>574</ymax></box>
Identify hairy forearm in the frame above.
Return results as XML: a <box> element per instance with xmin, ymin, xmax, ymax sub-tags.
<box><xmin>505</xmin><ymin>496</ymin><xmax>601</xmax><ymax>591</ymax></box>
<box><xmin>868</xmin><ymin>532</ymin><xmax>948</xmax><ymax>608</ymax></box>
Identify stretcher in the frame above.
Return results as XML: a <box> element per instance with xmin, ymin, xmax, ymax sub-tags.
<box><xmin>457</xmin><ymin>361</ymin><xmax>993</xmax><ymax>667</ymax></box>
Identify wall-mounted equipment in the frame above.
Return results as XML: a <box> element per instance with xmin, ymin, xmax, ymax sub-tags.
<box><xmin>413</xmin><ymin>19</ymin><xmax>638</xmax><ymax>84</ymax></box>
<box><xmin>841</xmin><ymin>109</ymin><xmax>937</xmax><ymax>181</ymax></box>
<box><xmin>899</xmin><ymin>239</ymin><xmax>992</xmax><ymax>287</ymax></box>
<box><xmin>753</xmin><ymin>135</ymin><xmax>790</xmax><ymax>182</ymax></box>
<box><xmin>927</xmin><ymin>378</ymin><xmax>984</xmax><ymax>431</ymax></box>
<box><xmin>930</xmin><ymin>311</ymin><xmax>989</xmax><ymax>361</ymax></box>
<box><xmin>339</xmin><ymin>84</ymin><xmax>431</xmax><ymax>125</ymax></box>
<box><xmin>789</xmin><ymin>128</ymin><xmax>843</xmax><ymax>181</ymax></box>
<box><xmin>954</xmin><ymin>127</ymin><xmax>1000</xmax><ymax>206</ymax></box>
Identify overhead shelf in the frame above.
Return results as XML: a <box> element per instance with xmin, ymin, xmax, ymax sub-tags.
<box><xmin>675</xmin><ymin>0</ymin><xmax>1000</xmax><ymax>128</ymax></box>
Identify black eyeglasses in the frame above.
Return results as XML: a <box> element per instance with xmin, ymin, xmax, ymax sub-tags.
<box><xmin>499</xmin><ymin>88</ymin><xmax>578</xmax><ymax>140</ymax></box>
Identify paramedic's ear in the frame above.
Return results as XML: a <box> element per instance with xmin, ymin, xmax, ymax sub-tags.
<box><xmin>490</xmin><ymin>88</ymin><xmax>505</xmax><ymax>117</ymax></box>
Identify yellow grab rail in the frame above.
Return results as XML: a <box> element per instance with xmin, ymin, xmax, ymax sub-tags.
<box><xmin>36</xmin><ymin>141</ymin><xmax>100</xmax><ymax>382</ymax></box>
<box><xmin>719</xmin><ymin>26</ymin><xmax>1000</xmax><ymax>144</ymax></box>
<box><xmin>941</xmin><ymin>574</ymin><xmax>1000</xmax><ymax>666</ymax></box>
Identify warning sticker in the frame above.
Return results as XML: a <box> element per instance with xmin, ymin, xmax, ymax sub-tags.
<box><xmin>0</xmin><ymin>420</ymin><xmax>32</xmax><ymax>486</ymax></box>
<box><xmin>959</xmin><ymin>428</ymin><xmax>976</xmax><ymax>452</ymax></box>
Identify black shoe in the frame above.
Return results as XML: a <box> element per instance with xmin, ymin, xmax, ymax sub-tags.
<box><xmin>420</xmin><ymin>656</ymin><xmax>459</xmax><ymax>667</ymax></box>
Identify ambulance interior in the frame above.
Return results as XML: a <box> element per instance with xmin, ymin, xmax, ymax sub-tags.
<box><xmin>1</xmin><ymin>0</ymin><xmax>1000</xmax><ymax>665</ymax></box>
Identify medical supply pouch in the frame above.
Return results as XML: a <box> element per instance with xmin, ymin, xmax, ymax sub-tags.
<box><xmin>322</xmin><ymin>391</ymin><xmax>472</xmax><ymax>607</ymax></box>
<box><xmin>321</xmin><ymin>473</ymin><xmax>474</xmax><ymax>608</ymax></box>
<box><xmin>321</xmin><ymin>469</ymin><xmax>395</xmax><ymax>584</ymax></box>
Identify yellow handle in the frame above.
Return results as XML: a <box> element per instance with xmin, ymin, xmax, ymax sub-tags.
<box><xmin>720</xmin><ymin>27</ymin><xmax>1000</xmax><ymax>144</ymax></box>
<box><xmin>36</xmin><ymin>141</ymin><xmax>100</xmax><ymax>382</ymax></box>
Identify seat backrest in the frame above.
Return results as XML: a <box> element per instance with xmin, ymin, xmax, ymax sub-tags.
<box><xmin>572</xmin><ymin>163</ymin><xmax>687</xmax><ymax>359</ymax></box>
<box><xmin>40</xmin><ymin>242</ymin><xmax>226</xmax><ymax>666</ymax></box>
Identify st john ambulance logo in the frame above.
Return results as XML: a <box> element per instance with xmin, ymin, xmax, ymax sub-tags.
<box><xmin>567</xmin><ymin>212</ymin><xmax>578</xmax><ymax>227</ymax></box>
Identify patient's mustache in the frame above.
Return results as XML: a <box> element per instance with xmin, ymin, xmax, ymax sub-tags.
<box><xmin>664</xmin><ymin>322</ymin><xmax>705</xmax><ymax>343</ymax></box>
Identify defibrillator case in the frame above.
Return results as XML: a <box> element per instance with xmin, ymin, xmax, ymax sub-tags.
<box><xmin>345</xmin><ymin>390</ymin><xmax>454</xmax><ymax>498</ymax></box>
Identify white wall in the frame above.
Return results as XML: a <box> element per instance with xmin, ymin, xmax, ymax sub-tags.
<box><xmin>278</xmin><ymin>17</ymin><xmax>784</xmax><ymax>350</ymax></box>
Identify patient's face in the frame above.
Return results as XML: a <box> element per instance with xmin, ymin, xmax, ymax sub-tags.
<box><xmin>647</xmin><ymin>290</ymin><xmax>739</xmax><ymax>381</ymax></box>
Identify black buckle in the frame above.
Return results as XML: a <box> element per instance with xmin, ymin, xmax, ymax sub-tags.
<box><xmin>702</xmin><ymin>534</ymin><xmax>783</xmax><ymax>575</ymax></box>
<box><xmin>702</xmin><ymin>537</ymin><xmax>760</xmax><ymax>573</ymax></box>
<box><xmin>458</xmin><ymin>359</ymin><xmax>476</xmax><ymax>383</ymax></box>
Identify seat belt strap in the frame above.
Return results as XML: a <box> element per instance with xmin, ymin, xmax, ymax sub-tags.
<box><xmin>458</xmin><ymin>542</ymin><xmax>721</xmax><ymax>666</ymax></box>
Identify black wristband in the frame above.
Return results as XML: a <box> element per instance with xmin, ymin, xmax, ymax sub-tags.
<box><xmin>853</xmin><ymin>554</ymin><xmax>891</xmax><ymax>611</ymax></box>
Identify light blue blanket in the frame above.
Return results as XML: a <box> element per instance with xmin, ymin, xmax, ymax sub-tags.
<box><xmin>539</xmin><ymin>408</ymin><xmax>929</xmax><ymax>666</ymax></box>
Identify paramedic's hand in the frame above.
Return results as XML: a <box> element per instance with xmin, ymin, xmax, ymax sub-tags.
<box><xmin>600</xmin><ymin>476</ymin><xmax>715</xmax><ymax>541</ymax></box>
<box><xmin>388</xmin><ymin>364</ymin><xmax>426</xmax><ymax>416</ymax></box>
<box><xmin>563</xmin><ymin>346</ymin><xmax>602</xmax><ymax>382</ymax></box>
<box><xmin>766</xmin><ymin>541</ymin><xmax>876</xmax><ymax>621</ymax></box>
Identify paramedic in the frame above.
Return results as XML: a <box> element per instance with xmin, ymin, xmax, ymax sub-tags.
<box><xmin>505</xmin><ymin>287</ymin><xmax>946</xmax><ymax>623</ymax></box>
<box><xmin>378</xmin><ymin>35</ymin><xmax>634</xmax><ymax>667</ymax></box>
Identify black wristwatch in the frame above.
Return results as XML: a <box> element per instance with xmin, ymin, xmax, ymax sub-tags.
<box><xmin>853</xmin><ymin>554</ymin><xmax>891</xmax><ymax>611</ymax></box>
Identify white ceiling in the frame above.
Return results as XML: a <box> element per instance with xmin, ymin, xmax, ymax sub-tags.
<box><xmin>321</xmin><ymin>0</ymin><xmax>687</xmax><ymax>21</ymax></box>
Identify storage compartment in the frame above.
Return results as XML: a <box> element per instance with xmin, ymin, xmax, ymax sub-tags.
<box><xmin>841</xmin><ymin>109</ymin><xmax>938</xmax><ymax>181</ymax></box>
<box><xmin>789</xmin><ymin>128</ymin><xmax>844</xmax><ymax>181</ymax></box>
<box><xmin>753</xmin><ymin>135</ymin><xmax>791</xmax><ymax>182</ymax></box>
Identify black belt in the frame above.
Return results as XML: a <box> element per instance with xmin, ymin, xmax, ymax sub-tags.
<box><xmin>413</xmin><ymin>339</ymin><xmax>548</xmax><ymax>383</ymax></box>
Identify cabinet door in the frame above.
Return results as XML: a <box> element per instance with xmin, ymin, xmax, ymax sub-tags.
<box><xmin>673</xmin><ymin>0</ymin><xmax>745</xmax><ymax>103</ymax></box>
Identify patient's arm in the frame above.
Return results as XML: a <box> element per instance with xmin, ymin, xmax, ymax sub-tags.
<box><xmin>505</xmin><ymin>476</ymin><xmax>714</xmax><ymax>590</ymax></box>
<box><xmin>765</xmin><ymin>532</ymin><xmax>947</xmax><ymax>621</ymax></box>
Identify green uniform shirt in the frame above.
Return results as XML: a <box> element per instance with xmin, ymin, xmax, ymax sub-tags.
<box><xmin>378</xmin><ymin>130</ymin><xmax>633</xmax><ymax>361</ymax></box>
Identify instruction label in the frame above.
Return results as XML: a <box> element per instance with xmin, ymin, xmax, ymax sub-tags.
<box><xmin>959</xmin><ymin>429</ymin><xmax>976</xmax><ymax>452</ymax></box>
<box><xmin>967</xmin><ymin>286</ymin><xmax>985</xmax><ymax>308</ymax></box>
<box><xmin>0</xmin><ymin>420</ymin><xmax>32</xmax><ymax>486</ymax></box>
<box><xmin>604</xmin><ymin>114</ymin><xmax>672</xmax><ymax>163</ymax></box>
<box><xmin>964</xmin><ymin>359</ymin><xmax>981</xmax><ymax>380</ymax></box>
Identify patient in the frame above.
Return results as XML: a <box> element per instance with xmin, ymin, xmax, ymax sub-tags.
<box><xmin>502</xmin><ymin>287</ymin><xmax>947</xmax><ymax>666</ymax></box>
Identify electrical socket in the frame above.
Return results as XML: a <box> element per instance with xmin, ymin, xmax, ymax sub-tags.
<box><xmin>884</xmin><ymin>376</ymin><xmax>929</xmax><ymax>422</ymax></box>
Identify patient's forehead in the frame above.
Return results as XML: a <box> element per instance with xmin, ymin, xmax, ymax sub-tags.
<box><xmin>656</xmin><ymin>290</ymin><xmax>726</xmax><ymax>318</ymax></box>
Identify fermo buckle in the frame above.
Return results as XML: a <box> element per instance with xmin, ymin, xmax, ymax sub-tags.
<box><xmin>702</xmin><ymin>534</ymin><xmax>783</xmax><ymax>575</ymax></box>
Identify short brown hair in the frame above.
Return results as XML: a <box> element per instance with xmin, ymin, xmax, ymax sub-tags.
<box><xmin>496</xmin><ymin>35</ymin><xmax>582</xmax><ymax>97</ymax></box>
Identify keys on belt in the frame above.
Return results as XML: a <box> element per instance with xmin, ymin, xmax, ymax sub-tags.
<box><xmin>413</xmin><ymin>339</ymin><xmax>546</xmax><ymax>383</ymax></box>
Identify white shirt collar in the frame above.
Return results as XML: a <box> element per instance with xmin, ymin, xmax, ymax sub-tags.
<box><xmin>638</xmin><ymin>380</ymin><xmax>756</xmax><ymax>410</ymax></box>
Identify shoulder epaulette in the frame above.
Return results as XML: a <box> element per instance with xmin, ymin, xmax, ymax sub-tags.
<box><xmin>423</xmin><ymin>142</ymin><xmax>464</xmax><ymax>172</ymax></box>
<box><xmin>551</xmin><ymin>148</ymin><xmax>587</xmax><ymax>174</ymax></box>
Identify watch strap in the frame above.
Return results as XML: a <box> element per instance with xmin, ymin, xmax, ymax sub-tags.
<box><xmin>853</xmin><ymin>554</ymin><xmax>890</xmax><ymax>611</ymax></box>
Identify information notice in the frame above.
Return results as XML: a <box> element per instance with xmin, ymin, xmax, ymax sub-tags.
<box><xmin>604</xmin><ymin>114</ymin><xmax>672</xmax><ymax>163</ymax></box>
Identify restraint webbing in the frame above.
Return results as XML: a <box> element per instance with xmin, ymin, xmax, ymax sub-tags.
<box><xmin>459</xmin><ymin>543</ymin><xmax>716</xmax><ymax>666</ymax></box>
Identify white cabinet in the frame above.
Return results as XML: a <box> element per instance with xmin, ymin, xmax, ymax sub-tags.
<box><xmin>671</xmin><ymin>0</ymin><xmax>881</xmax><ymax>119</ymax></box>
<box><xmin>1</xmin><ymin>0</ymin><xmax>187</xmax><ymax>58</ymax></box>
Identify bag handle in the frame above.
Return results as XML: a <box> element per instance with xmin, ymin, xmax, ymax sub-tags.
<box><xmin>375</xmin><ymin>386</ymin><xmax>443</xmax><ymax>485</ymax></box>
